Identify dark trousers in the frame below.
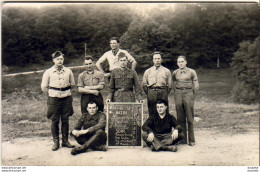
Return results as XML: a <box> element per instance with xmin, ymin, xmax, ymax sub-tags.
<box><xmin>142</xmin><ymin>132</ymin><xmax>182</xmax><ymax>151</ymax></box>
<box><xmin>174</xmin><ymin>89</ymin><xmax>195</xmax><ymax>143</ymax></box>
<box><xmin>47</xmin><ymin>96</ymin><xmax>73</xmax><ymax>141</ymax></box>
<box><xmin>74</xmin><ymin>129</ymin><xmax>107</xmax><ymax>149</ymax></box>
<box><xmin>81</xmin><ymin>93</ymin><xmax>104</xmax><ymax>113</ymax></box>
<box><xmin>147</xmin><ymin>88</ymin><xmax>168</xmax><ymax>117</ymax></box>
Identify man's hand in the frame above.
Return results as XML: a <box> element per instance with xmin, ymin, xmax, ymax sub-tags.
<box><xmin>79</xmin><ymin>129</ymin><xmax>89</xmax><ymax>136</ymax></box>
<box><xmin>104</xmin><ymin>73</ymin><xmax>111</xmax><ymax>77</ymax></box>
<box><xmin>91</xmin><ymin>90</ymin><xmax>99</xmax><ymax>96</ymax></box>
<box><xmin>147</xmin><ymin>133</ymin><xmax>154</xmax><ymax>142</ymax></box>
<box><xmin>72</xmin><ymin>130</ymin><xmax>80</xmax><ymax>137</ymax></box>
<box><xmin>106</xmin><ymin>99</ymin><xmax>111</xmax><ymax>103</ymax></box>
<box><xmin>171</xmin><ymin>129</ymin><xmax>178</xmax><ymax>141</ymax></box>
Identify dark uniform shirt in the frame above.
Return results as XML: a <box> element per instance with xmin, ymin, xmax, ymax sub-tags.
<box><xmin>74</xmin><ymin>111</ymin><xmax>106</xmax><ymax>133</ymax></box>
<box><xmin>107</xmin><ymin>67</ymin><xmax>143</xmax><ymax>100</ymax></box>
<box><xmin>142</xmin><ymin>113</ymin><xmax>182</xmax><ymax>134</ymax></box>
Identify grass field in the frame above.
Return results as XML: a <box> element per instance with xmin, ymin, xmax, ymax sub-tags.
<box><xmin>1</xmin><ymin>68</ymin><xmax>259</xmax><ymax>142</ymax></box>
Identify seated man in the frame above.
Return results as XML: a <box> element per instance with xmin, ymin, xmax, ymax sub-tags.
<box><xmin>142</xmin><ymin>99</ymin><xmax>183</xmax><ymax>152</ymax></box>
<box><xmin>71</xmin><ymin>101</ymin><xmax>107</xmax><ymax>155</ymax></box>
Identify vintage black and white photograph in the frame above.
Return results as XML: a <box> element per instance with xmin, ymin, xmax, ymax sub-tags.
<box><xmin>1</xmin><ymin>1</ymin><xmax>259</xmax><ymax>167</ymax></box>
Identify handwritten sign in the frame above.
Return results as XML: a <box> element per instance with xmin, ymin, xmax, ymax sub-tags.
<box><xmin>107</xmin><ymin>103</ymin><xmax>143</xmax><ymax>148</ymax></box>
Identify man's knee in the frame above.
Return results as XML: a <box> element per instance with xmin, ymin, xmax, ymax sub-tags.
<box><xmin>142</xmin><ymin>132</ymin><xmax>149</xmax><ymax>141</ymax></box>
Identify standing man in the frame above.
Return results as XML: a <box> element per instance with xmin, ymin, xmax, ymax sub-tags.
<box><xmin>71</xmin><ymin>101</ymin><xmax>107</xmax><ymax>155</ymax></box>
<box><xmin>41</xmin><ymin>51</ymin><xmax>75</xmax><ymax>151</ymax></box>
<box><xmin>172</xmin><ymin>55</ymin><xmax>199</xmax><ymax>146</ymax></box>
<box><xmin>96</xmin><ymin>37</ymin><xmax>137</xmax><ymax>79</ymax></box>
<box><xmin>77</xmin><ymin>55</ymin><xmax>105</xmax><ymax>113</ymax></box>
<box><xmin>142</xmin><ymin>99</ymin><xmax>183</xmax><ymax>152</ymax></box>
<box><xmin>106</xmin><ymin>52</ymin><xmax>144</xmax><ymax>102</ymax></box>
<box><xmin>142</xmin><ymin>51</ymin><xmax>172</xmax><ymax>117</ymax></box>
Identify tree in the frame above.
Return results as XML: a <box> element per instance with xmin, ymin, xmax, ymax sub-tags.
<box><xmin>230</xmin><ymin>36</ymin><xmax>259</xmax><ymax>104</ymax></box>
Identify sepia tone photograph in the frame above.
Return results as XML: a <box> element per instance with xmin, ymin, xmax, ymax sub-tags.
<box><xmin>1</xmin><ymin>1</ymin><xmax>259</xmax><ymax>167</ymax></box>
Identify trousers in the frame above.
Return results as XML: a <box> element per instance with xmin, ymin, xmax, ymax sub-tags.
<box><xmin>147</xmin><ymin>88</ymin><xmax>168</xmax><ymax>117</ymax></box>
<box><xmin>174</xmin><ymin>89</ymin><xmax>195</xmax><ymax>143</ymax></box>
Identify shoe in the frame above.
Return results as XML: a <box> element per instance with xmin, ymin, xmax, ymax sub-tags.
<box><xmin>93</xmin><ymin>145</ymin><xmax>107</xmax><ymax>151</ymax></box>
<box><xmin>168</xmin><ymin>145</ymin><xmax>177</xmax><ymax>152</ymax></box>
<box><xmin>71</xmin><ymin>147</ymin><xmax>86</xmax><ymax>155</ymax></box>
<box><xmin>52</xmin><ymin>139</ymin><xmax>60</xmax><ymax>151</ymax></box>
<box><xmin>150</xmin><ymin>145</ymin><xmax>156</xmax><ymax>151</ymax></box>
<box><xmin>162</xmin><ymin>145</ymin><xmax>177</xmax><ymax>152</ymax></box>
<box><xmin>177</xmin><ymin>140</ymin><xmax>187</xmax><ymax>145</ymax></box>
<box><xmin>189</xmin><ymin>142</ymin><xmax>195</xmax><ymax>146</ymax></box>
<box><xmin>62</xmin><ymin>141</ymin><xmax>75</xmax><ymax>148</ymax></box>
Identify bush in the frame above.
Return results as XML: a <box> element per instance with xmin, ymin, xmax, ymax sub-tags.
<box><xmin>230</xmin><ymin>36</ymin><xmax>259</xmax><ymax>104</ymax></box>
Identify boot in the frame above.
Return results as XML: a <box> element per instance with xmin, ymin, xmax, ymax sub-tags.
<box><xmin>61</xmin><ymin>122</ymin><xmax>75</xmax><ymax>148</ymax></box>
<box><xmin>161</xmin><ymin>145</ymin><xmax>177</xmax><ymax>152</ymax></box>
<box><xmin>52</xmin><ymin>137</ymin><xmax>60</xmax><ymax>151</ymax></box>
<box><xmin>51</xmin><ymin>121</ymin><xmax>60</xmax><ymax>151</ymax></box>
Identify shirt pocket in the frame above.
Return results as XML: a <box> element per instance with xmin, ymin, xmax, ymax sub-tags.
<box><xmin>92</xmin><ymin>76</ymin><xmax>100</xmax><ymax>85</ymax></box>
<box><xmin>148</xmin><ymin>75</ymin><xmax>157</xmax><ymax>85</ymax></box>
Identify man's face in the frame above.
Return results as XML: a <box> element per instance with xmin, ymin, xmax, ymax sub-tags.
<box><xmin>53</xmin><ymin>55</ymin><xmax>64</xmax><ymax>67</ymax></box>
<box><xmin>153</xmin><ymin>54</ymin><xmax>162</xmax><ymax>67</ymax></box>
<box><xmin>119</xmin><ymin>57</ymin><xmax>128</xmax><ymax>68</ymax></box>
<box><xmin>156</xmin><ymin>103</ymin><xmax>167</xmax><ymax>115</ymax></box>
<box><xmin>84</xmin><ymin>59</ymin><xmax>94</xmax><ymax>71</ymax></box>
<box><xmin>87</xmin><ymin>103</ymin><xmax>98</xmax><ymax>116</ymax></box>
<box><xmin>177</xmin><ymin>57</ymin><xmax>187</xmax><ymax>69</ymax></box>
<box><xmin>110</xmin><ymin>40</ymin><xmax>119</xmax><ymax>50</ymax></box>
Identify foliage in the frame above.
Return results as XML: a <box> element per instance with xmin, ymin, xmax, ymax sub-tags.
<box><xmin>230</xmin><ymin>36</ymin><xmax>259</xmax><ymax>104</ymax></box>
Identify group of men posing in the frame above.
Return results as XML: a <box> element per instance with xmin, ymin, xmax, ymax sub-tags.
<box><xmin>41</xmin><ymin>37</ymin><xmax>199</xmax><ymax>156</ymax></box>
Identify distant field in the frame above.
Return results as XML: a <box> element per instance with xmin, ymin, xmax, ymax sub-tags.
<box><xmin>1</xmin><ymin>68</ymin><xmax>259</xmax><ymax>142</ymax></box>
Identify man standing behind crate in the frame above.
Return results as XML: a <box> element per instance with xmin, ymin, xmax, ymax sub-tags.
<box><xmin>41</xmin><ymin>51</ymin><xmax>75</xmax><ymax>151</ymax></box>
<box><xmin>106</xmin><ymin>52</ymin><xmax>144</xmax><ymax>103</ymax></box>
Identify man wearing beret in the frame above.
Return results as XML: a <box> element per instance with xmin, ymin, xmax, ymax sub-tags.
<box><xmin>41</xmin><ymin>51</ymin><xmax>75</xmax><ymax>151</ymax></box>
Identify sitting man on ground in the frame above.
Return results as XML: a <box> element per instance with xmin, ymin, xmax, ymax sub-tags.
<box><xmin>71</xmin><ymin>101</ymin><xmax>107</xmax><ymax>155</ymax></box>
<box><xmin>142</xmin><ymin>99</ymin><xmax>183</xmax><ymax>152</ymax></box>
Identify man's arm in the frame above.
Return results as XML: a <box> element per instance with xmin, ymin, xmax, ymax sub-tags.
<box><xmin>106</xmin><ymin>71</ymin><xmax>115</xmax><ymax>101</ymax></box>
<box><xmin>131</xmin><ymin>60</ymin><xmax>137</xmax><ymax>70</ymax></box>
<box><xmin>87</xmin><ymin>113</ymin><xmax>106</xmax><ymax>133</ymax></box>
<box><xmin>191</xmin><ymin>69</ymin><xmax>199</xmax><ymax>94</ymax></box>
<box><xmin>96</xmin><ymin>54</ymin><xmax>107</xmax><ymax>73</ymax></box>
<box><xmin>142</xmin><ymin>70</ymin><xmax>149</xmax><ymax>95</ymax></box>
<box><xmin>133</xmin><ymin>70</ymin><xmax>144</xmax><ymax>102</ymax></box>
<box><xmin>172</xmin><ymin>71</ymin><xmax>177</xmax><ymax>94</ymax></box>
<box><xmin>124</xmin><ymin>50</ymin><xmax>137</xmax><ymax>70</ymax></box>
<box><xmin>167</xmin><ymin>69</ymin><xmax>172</xmax><ymax>94</ymax></box>
<box><xmin>69</xmin><ymin>69</ymin><xmax>75</xmax><ymax>88</ymax></box>
<box><xmin>41</xmin><ymin>70</ymin><xmax>49</xmax><ymax>93</ymax></box>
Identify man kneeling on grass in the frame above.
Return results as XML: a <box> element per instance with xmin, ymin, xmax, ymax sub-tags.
<box><xmin>142</xmin><ymin>99</ymin><xmax>184</xmax><ymax>152</ymax></box>
<box><xmin>71</xmin><ymin>101</ymin><xmax>107</xmax><ymax>155</ymax></box>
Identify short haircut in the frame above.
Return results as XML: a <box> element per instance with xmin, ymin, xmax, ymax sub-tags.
<box><xmin>52</xmin><ymin>51</ymin><xmax>64</xmax><ymax>59</ymax></box>
<box><xmin>152</xmin><ymin>51</ymin><xmax>163</xmax><ymax>57</ymax></box>
<box><xmin>110</xmin><ymin>37</ymin><xmax>120</xmax><ymax>43</ymax></box>
<box><xmin>118</xmin><ymin>52</ymin><xmax>128</xmax><ymax>60</ymax></box>
<box><xmin>156</xmin><ymin>99</ymin><xmax>168</xmax><ymax>107</ymax></box>
<box><xmin>87</xmin><ymin>101</ymin><xmax>97</xmax><ymax>107</ymax></box>
<box><xmin>177</xmin><ymin>55</ymin><xmax>187</xmax><ymax>61</ymax></box>
<box><xmin>83</xmin><ymin>55</ymin><xmax>93</xmax><ymax>61</ymax></box>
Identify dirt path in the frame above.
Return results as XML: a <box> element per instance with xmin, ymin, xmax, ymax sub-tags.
<box><xmin>1</xmin><ymin>130</ymin><xmax>259</xmax><ymax>166</ymax></box>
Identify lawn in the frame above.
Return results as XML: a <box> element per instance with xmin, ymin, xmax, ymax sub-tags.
<box><xmin>1</xmin><ymin>68</ymin><xmax>259</xmax><ymax>142</ymax></box>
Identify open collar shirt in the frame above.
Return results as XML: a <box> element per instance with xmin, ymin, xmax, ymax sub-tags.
<box><xmin>41</xmin><ymin>66</ymin><xmax>75</xmax><ymax>98</ymax></box>
<box><xmin>142</xmin><ymin>65</ymin><xmax>172</xmax><ymax>88</ymax></box>
<box><xmin>98</xmin><ymin>49</ymin><xmax>135</xmax><ymax>71</ymax></box>
<box><xmin>172</xmin><ymin>67</ymin><xmax>199</xmax><ymax>90</ymax></box>
<box><xmin>77</xmin><ymin>69</ymin><xmax>105</xmax><ymax>88</ymax></box>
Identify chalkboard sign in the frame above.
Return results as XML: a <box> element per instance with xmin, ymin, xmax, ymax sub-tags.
<box><xmin>107</xmin><ymin>102</ymin><xmax>143</xmax><ymax>148</ymax></box>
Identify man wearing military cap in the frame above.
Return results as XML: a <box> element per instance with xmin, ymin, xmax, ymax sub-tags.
<box><xmin>41</xmin><ymin>51</ymin><xmax>75</xmax><ymax>151</ymax></box>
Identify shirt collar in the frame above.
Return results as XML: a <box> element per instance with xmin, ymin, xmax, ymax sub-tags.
<box><xmin>179</xmin><ymin>67</ymin><xmax>187</xmax><ymax>74</ymax></box>
<box><xmin>86</xmin><ymin>112</ymin><xmax>99</xmax><ymax>120</ymax></box>
<box><xmin>51</xmin><ymin>65</ymin><xmax>65</xmax><ymax>73</ymax></box>
<box><xmin>85</xmin><ymin>69</ymin><xmax>94</xmax><ymax>74</ymax></box>
<box><xmin>152</xmin><ymin>65</ymin><xmax>162</xmax><ymax>71</ymax></box>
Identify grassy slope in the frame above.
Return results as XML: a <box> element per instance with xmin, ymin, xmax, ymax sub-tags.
<box><xmin>1</xmin><ymin>68</ymin><xmax>259</xmax><ymax>141</ymax></box>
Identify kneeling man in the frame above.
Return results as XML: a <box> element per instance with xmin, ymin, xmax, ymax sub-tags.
<box><xmin>142</xmin><ymin>99</ymin><xmax>183</xmax><ymax>152</ymax></box>
<box><xmin>71</xmin><ymin>101</ymin><xmax>107</xmax><ymax>155</ymax></box>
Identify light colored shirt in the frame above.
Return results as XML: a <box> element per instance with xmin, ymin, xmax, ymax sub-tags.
<box><xmin>41</xmin><ymin>66</ymin><xmax>75</xmax><ymax>98</ymax></box>
<box><xmin>77</xmin><ymin>70</ymin><xmax>105</xmax><ymax>88</ymax></box>
<box><xmin>97</xmin><ymin>49</ymin><xmax>135</xmax><ymax>71</ymax></box>
<box><xmin>142</xmin><ymin>65</ymin><xmax>172</xmax><ymax>88</ymax></box>
<box><xmin>172</xmin><ymin>67</ymin><xmax>199</xmax><ymax>90</ymax></box>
